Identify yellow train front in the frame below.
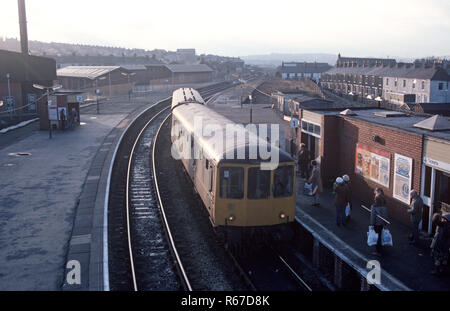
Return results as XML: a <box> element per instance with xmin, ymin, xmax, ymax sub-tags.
<box><xmin>171</xmin><ymin>88</ymin><xmax>296</xmax><ymax>247</ymax></box>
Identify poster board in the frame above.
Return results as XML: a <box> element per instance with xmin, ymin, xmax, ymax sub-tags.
<box><xmin>393</xmin><ymin>153</ymin><xmax>413</xmax><ymax>204</ymax></box>
<box><xmin>48</xmin><ymin>100</ymin><xmax>58</xmax><ymax>121</ymax></box>
<box><xmin>355</xmin><ymin>143</ymin><xmax>390</xmax><ymax>188</ymax></box>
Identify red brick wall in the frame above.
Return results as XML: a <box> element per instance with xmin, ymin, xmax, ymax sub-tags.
<box><xmin>321</xmin><ymin>115</ymin><xmax>340</xmax><ymax>187</ymax></box>
<box><xmin>337</xmin><ymin>116</ymin><xmax>423</xmax><ymax>225</ymax></box>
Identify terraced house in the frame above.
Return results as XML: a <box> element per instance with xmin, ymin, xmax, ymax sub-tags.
<box><xmin>321</xmin><ymin>55</ymin><xmax>450</xmax><ymax>106</ymax></box>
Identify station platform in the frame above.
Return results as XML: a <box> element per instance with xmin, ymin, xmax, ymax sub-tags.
<box><xmin>295</xmin><ymin>176</ymin><xmax>450</xmax><ymax>291</ymax></box>
<box><xmin>0</xmin><ymin>92</ymin><xmax>171</xmax><ymax>290</ymax></box>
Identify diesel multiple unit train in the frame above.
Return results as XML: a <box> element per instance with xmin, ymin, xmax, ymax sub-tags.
<box><xmin>170</xmin><ymin>88</ymin><xmax>296</xmax><ymax>245</ymax></box>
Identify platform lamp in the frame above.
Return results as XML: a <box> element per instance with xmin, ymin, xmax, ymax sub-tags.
<box><xmin>375</xmin><ymin>96</ymin><xmax>383</xmax><ymax>109</ymax></box>
<box><xmin>33</xmin><ymin>83</ymin><xmax>62</xmax><ymax>139</ymax></box>
<box><xmin>248</xmin><ymin>94</ymin><xmax>253</xmax><ymax>124</ymax></box>
<box><xmin>121</xmin><ymin>72</ymin><xmax>136</xmax><ymax>101</ymax></box>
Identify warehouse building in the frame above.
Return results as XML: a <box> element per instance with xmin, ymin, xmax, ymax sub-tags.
<box><xmin>277</xmin><ymin>62</ymin><xmax>332</xmax><ymax>83</ymax></box>
<box><xmin>56</xmin><ymin>66</ymin><xmax>133</xmax><ymax>96</ymax></box>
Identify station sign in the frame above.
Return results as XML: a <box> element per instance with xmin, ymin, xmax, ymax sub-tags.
<box><xmin>289</xmin><ymin>118</ymin><xmax>299</xmax><ymax>128</ymax></box>
<box><xmin>5</xmin><ymin>96</ymin><xmax>14</xmax><ymax>112</ymax></box>
<box><xmin>48</xmin><ymin>100</ymin><xmax>58</xmax><ymax>121</ymax></box>
<box><xmin>28</xmin><ymin>94</ymin><xmax>37</xmax><ymax>111</ymax></box>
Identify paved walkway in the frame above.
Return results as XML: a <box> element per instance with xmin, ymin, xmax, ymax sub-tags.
<box><xmin>295</xmin><ymin>176</ymin><xmax>450</xmax><ymax>291</ymax></box>
<box><xmin>0</xmin><ymin>92</ymin><xmax>170</xmax><ymax>290</ymax></box>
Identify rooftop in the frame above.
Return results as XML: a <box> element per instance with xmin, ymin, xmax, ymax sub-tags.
<box><xmin>165</xmin><ymin>64</ymin><xmax>213</xmax><ymax>73</ymax></box>
<box><xmin>56</xmin><ymin>66</ymin><xmax>122</xmax><ymax>79</ymax></box>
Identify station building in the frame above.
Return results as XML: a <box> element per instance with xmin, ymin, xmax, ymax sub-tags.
<box><xmin>285</xmin><ymin>102</ymin><xmax>450</xmax><ymax>234</ymax></box>
<box><xmin>0</xmin><ymin>49</ymin><xmax>56</xmax><ymax>114</ymax></box>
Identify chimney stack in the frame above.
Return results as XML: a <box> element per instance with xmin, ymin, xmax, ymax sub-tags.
<box><xmin>18</xmin><ymin>0</ymin><xmax>29</xmax><ymax>55</ymax></box>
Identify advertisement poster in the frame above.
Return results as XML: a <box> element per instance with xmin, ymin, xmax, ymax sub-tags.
<box><xmin>393</xmin><ymin>153</ymin><xmax>413</xmax><ymax>204</ymax></box>
<box><xmin>355</xmin><ymin>143</ymin><xmax>390</xmax><ymax>188</ymax></box>
<box><xmin>48</xmin><ymin>101</ymin><xmax>58</xmax><ymax>121</ymax></box>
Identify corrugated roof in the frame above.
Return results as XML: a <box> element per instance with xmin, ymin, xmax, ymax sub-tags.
<box><xmin>57</xmin><ymin>66</ymin><xmax>121</xmax><ymax>79</ymax></box>
<box><xmin>165</xmin><ymin>64</ymin><xmax>213</xmax><ymax>73</ymax></box>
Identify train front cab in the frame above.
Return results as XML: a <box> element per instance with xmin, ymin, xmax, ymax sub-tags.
<box><xmin>214</xmin><ymin>162</ymin><xmax>296</xmax><ymax>246</ymax></box>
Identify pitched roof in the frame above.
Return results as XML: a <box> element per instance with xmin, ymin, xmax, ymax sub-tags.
<box><xmin>413</xmin><ymin>114</ymin><xmax>450</xmax><ymax>131</ymax></box>
<box><xmin>324</xmin><ymin>63</ymin><xmax>450</xmax><ymax>81</ymax></box>
<box><xmin>165</xmin><ymin>64</ymin><xmax>213</xmax><ymax>73</ymax></box>
<box><xmin>57</xmin><ymin>66</ymin><xmax>121</xmax><ymax>79</ymax></box>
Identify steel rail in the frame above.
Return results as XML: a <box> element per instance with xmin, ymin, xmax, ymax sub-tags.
<box><xmin>125</xmin><ymin>105</ymin><xmax>171</xmax><ymax>291</ymax></box>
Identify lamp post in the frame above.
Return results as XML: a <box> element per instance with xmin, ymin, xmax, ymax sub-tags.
<box><xmin>6</xmin><ymin>73</ymin><xmax>12</xmax><ymax>118</ymax></box>
<box><xmin>121</xmin><ymin>72</ymin><xmax>136</xmax><ymax>101</ymax></box>
<box><xmin>375</xmin><ymin>96</ymin><xmax>383</xmax><ymax>109</ymax></box>
<box><xmin>33</xmin><ymin>83</ymin><xmax>62</xmax><ymax>139</ymax></box>
<box><xmin>248</xmin><ymin>94</ymin><xmax>253</xmax><ymax>124</ymax></box>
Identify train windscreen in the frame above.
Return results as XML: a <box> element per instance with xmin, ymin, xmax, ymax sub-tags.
<box><xmin>219</xmin><ymin>167</ymin><xmax>244</xmax><ymax>199</ymax></box>
<box><xmin>248</xmin><ymin>167</ymin><xmax>270</xmax><ymax>199</ymax></box>
<box><xmin>273</xmin><ymin>166</ymin><xmax>294</xmax><ymax>198</ymax></box>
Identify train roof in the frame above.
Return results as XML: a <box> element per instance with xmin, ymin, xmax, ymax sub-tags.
<box><xmin>172</xmin><ymin>90</ymin><xmax>293</xmax><ymax>165</ymax></box>
<box><xmin>171</xmin><ymin>88</ymin><xmax>205</xmax><ymax>109</ymax></box>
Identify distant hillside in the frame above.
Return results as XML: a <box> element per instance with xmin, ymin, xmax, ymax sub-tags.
<box><xmin>241</xmin><ymin>53</ymin><xmax>338</xmax><ymax>67</ymax></box>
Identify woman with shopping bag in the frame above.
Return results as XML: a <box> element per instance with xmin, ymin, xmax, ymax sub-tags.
<box><xmin>369</xmin><ymin>194</ymin><xmax>389</xmax><ymax>256</ymax></box>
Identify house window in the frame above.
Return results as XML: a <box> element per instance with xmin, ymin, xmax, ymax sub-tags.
<box><xmin>412</xmin><ymin>80</ymin><xmax>416</xmax><ymax>89</ymax></box>
<box><xmin>394</xmin><ymin>79</ymin><xmax>398</xmax><ymax>87</ymax></box>
<box><xmin>438</xmin><ymin>82</ymin><xmax>444</xmax><ymax>90</ymax></box>
<box><xmin>386</xmin><ymin>78</ymin><xmax>389</xmax><ymax>86</ymax></box>
<box><xmin>403</xmin><ymin>80</ymin><xmax>406</xmax><ymax>88</ymax></box>
<box><xmin>421</xmin><ymin>81</ymin><xmax>425</xmax><ymax>90</ymax></box>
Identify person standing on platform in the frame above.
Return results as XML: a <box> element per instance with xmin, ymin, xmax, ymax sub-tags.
<box><xmin>408</xmin><ymin>190</ymin><xmax>423</xmax><ymax>245</ymax></box>
<box><xmin>343</xmin><ymin>174</ymin><xmax>352</xmax><ymax>222</ymax></box>
<box><xmin>370</xmin><ymin>194</ymin><xmax>388</xmax><ymax>256</ymax></box>
<box><xmin>298</xmin><ymin>143</ymin><xmax>309</xmax><ymax>179</ymax></box>
<box><xmin>60</xmin><ymin>109</ymin><xmax>66</xmax><ymax>131</ymax></box>
<box><xmin>308</xmin><ymin>160</ymin><xmax>322</xmax><ymax>206</ymax></box>
<box><xmin>334</xmin><ymin>177</ymin><xmax>350</xmax><ymax>226</ymax></box>
<box><xmin>430</xmin><ymin>213</ymin><xmax>450</xmax><ymax>275</ymax></box>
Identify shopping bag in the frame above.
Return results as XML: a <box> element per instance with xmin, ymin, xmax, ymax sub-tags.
<box><xmin>304</xmin><ymin>183</ymin><xmax>312</xmax><ymax>195</ymax></box>
<box><xmin>345</xmin><ymin>203</ymin><xmax>351</xmax><ymax>217</ymax></box>
<box><xmin>367</xmin><ymin>228</ymin><xmax>379</xmax><ymax>246</ymax></box>
<box><xmin>381</xmin><ymin>228</ymin><xmax>393</xmax><ymax>246</ymax></box>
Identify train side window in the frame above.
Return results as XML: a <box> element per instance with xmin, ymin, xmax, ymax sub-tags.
<box><xmin>219</xmin><ymin>167</ymin><xmax>244</xmax><ymax>199</ymax></box>
<box><xmin>248</xmin><ymin>167</ymin><xmax>270</xmax><ymax>199</ymax></box>
<box><xmin>273</xmin><ymin>165</ymin><xmax>294</xmax><ymax>198</ymax></box>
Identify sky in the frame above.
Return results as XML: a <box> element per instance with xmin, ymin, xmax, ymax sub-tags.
<box><xmin>1</xmin><ymin>0</ymin><xmax>449</xmax><ymax>58</ymax></box>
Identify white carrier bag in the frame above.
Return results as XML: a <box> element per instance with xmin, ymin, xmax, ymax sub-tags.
<box><xmin>345</xmin><ymin>203</ymin><xmax>351</xmax><ymax>217</ymax></box>
<box><xmin>367</xmin><ymin>227</ymin><xmax>379</xmax><ymax>246</ymax></box>
<box><xmin>381</xmin><ymin>228</ymin><xmax>393</xmax><ymax>246</ymax></box>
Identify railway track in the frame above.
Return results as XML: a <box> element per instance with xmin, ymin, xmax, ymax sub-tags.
<box><xmin>107</xmin><ymin>83</ymin><xmax>241</xmax><ymax>291</ymax></box>
<box><xmin>108</xmin><ymin>82</ymin><xmax>328</xmax><ymax>292</ymax></box>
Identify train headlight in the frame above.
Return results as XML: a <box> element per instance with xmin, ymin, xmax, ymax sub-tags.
<box><xmin>279</xmin><ymin>212</ymin><xmax>286</xmax><ymax>220</ymax></box>
<box><xmin>227</xmin><ymin>214</ymin><xmax>235</xmax><ymax>222</ymax></box>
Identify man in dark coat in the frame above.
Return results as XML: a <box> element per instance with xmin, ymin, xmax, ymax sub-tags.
<box><xmin>298</xmin><ymin>143</ymin><xmax>309</xmax><ymax>179</ymax></box>
<box><xmin>408</xmin><ymin>189</ymin><xmax>423</xmax><ymax>245</ymax></box>
<box><xmin>334</xmin><ymin>177</ymin><xmax>350</xmax><ymax>226</ymax></box>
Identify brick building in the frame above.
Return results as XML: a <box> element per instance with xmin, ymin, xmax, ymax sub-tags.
<box><xmin>289</xmin><ymin>106</ymin><xmax>450</xmax><ymax>233</ymax></box>
<box><xmin>0</xmin><ymin>49</ymin><xmax>56</xmax><ymax>114</ymax></box>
